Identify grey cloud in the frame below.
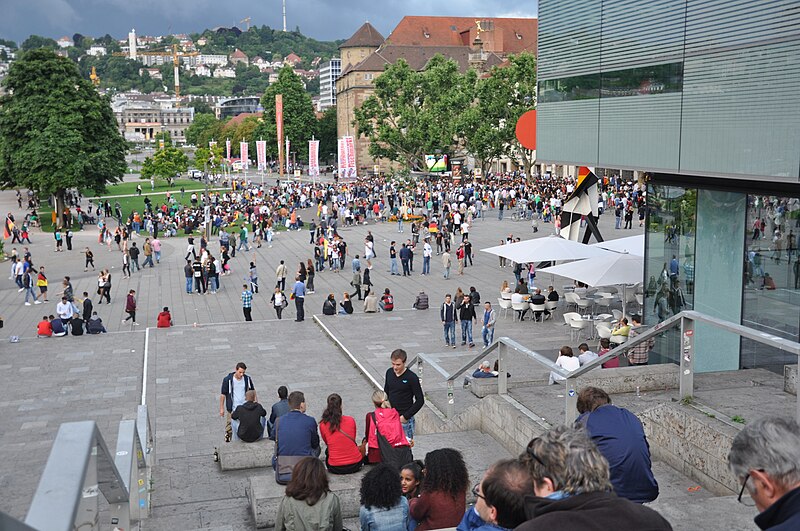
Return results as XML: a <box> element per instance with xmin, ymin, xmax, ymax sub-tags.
<box><xmin>0</xmin><ymin>0</ymin><xmax>537</xmax><ymax>46</ymax></box>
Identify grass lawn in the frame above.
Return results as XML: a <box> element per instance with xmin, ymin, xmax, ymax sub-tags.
<box><xmin>82</xmin><ymin>178</ymin><xmax>211</xmax><ymax>198</ymax></box>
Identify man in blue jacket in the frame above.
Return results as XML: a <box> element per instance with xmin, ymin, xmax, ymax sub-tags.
<box><xmin>219</xmin><ymin>362</ymin><xmax>256</xmax><ymax>443</ymax></box>
<box><xmin>274</xmin><ymin>391</ymin><xmax>320</xmax><ymax>458</ymax></box>
<box><xmin>575</xmin><ymin>386</ymin><xmax>659</xmax><ymax>503</ymax></box>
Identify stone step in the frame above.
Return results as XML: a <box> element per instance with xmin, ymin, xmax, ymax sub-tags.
<box><xmin>247</xmin><ymin>430</ymin><xmax>511</xmax><ymax>528</ymax></box>
<box><xmin>648</xmin><ymin>495</ymin><xmax>756</xmax><ymax>531</ymax></box>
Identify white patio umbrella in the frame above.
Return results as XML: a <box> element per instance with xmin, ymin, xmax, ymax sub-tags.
<box><xmin>591</xmin><ymin>234</ymin><xmax>645</xmax><ymax>256</ymax></box>
<box><xmin>539</xmin><ymin>252</ymin><xmax>644</xmax><ymax>317</ymax></box>
<box><xmin>481</xmin><ymin>235</ymin><xmax>612</xmax><ymax>263</ymax></box>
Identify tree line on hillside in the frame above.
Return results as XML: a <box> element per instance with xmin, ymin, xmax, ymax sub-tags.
<box><xmin>11</xmin><ymin>26</ymin><xmax>340</xmax><ymax>96</ymax></box>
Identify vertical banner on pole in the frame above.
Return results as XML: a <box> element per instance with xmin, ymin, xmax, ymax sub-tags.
<box><xmin>344</xmin><ymin>135</ymin><xmax>356</xmax><ymax>179</ymax></box>
<box><xmin>309</xmin><ymin>140</ymin><xmax>319</xmax><ymax>177</ymax></box>
<box><xmin>256</xmin><ymin>140</ymin><xmax>267</xmax><ymax>171</ymax></box>
<box><xmin>226</xmin><ymin>139</ymin><xmax>231</xmax><ymax>161</ymax></box>
<box><xmin>240</xmin><ymin>142</ymin><xmax>249</xmax><ymax>170</ymax></box>
<box><xmin>276</xmin><ymin>94</ymin><xmax>284</xmax><ymax>177</ymax></box>
<box><xmin>286</xmin><ymin>138</ymin><xmax>291</xmax><ymax>175</ymax></box>
<box><xmin>337</xmin><ymin>138</ymin><xmax>346</xmax><ymax>179</ymax></box>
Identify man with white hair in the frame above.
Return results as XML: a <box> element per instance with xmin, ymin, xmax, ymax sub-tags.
<box><xmin>516</xmin><ymin>426</ymin><xmax>672</xmax><ymax>529</ymax></box>
<box><xmin>728</xmin><ymin>416</ymin><xmax>800</xmax><ymax>530</ymax></box>
<box><xmin>472</xmin><ymin>361</ymin><xmax>498</xmax><ymax>379</ymax></box>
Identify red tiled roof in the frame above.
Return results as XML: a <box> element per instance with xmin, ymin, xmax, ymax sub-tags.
<box><xmin>230</xmin><ymin>48</ymin><xmax>248</xmax><ymax>59</ymax></box>
<box><xmin>385</xmin><ymin>16</ymin><xmax>537</xmax><ymax>55</ymax></box>
<box><xmin>340</xmin><ymin>22</ymin><xmax>385</xmax><ymax>49</ymax></box>
<box><xmin>345</xmin><ymin>45</ymin><xmax>504</xmax><ymax>75</ymax></box>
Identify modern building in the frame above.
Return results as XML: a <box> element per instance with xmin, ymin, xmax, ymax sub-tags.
<box><xmin>318</xmin><ymin>58</ymin><xmax>341</xmax><ymax>110</ymax></box>
<box><xmin>215</xmin><ymin>96</ymin><xmax>263</xmax><ymax>120</ymax></box>
<box><xmin>112</xmin><ymin>94</ymin><xmax>194</xmax><ymax>143</ymax></box>
<box><xmin>536</xmin><ymin>0</ymin><xmax>800</xmax><ymax>373</ymax></box>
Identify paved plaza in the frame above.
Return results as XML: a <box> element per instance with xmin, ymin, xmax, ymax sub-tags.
<box><xmin>0</xmin><ymin>184</ymin><xmax>649</xmax><ymax>526</ymax></box>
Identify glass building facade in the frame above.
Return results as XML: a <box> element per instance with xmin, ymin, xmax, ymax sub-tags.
<box><xmin>537</xmin><ymin>0</ymin><xmax>800</xmax><ymax>373</ymax></box>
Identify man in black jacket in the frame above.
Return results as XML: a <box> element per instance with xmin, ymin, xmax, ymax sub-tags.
<box><xmin>231</xmin><ymin>390</ymin><xmax>267</xmax><ymax>442</ymax></box>
<box><xmin>458</xmin><ymin>293</ymin><xmax>476</xmax><ymax>348</ymax></box>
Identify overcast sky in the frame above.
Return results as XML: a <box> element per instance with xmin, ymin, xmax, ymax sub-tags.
<box><xmin>1</xmin><ymin>0</ymin><xmax>537</xmax><ymax>45</ymax></box>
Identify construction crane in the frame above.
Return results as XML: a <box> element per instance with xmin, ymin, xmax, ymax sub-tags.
<box><xmin>113</xmin><ymin>46</ymin><xmax>199</xmax><ymax>104</ymax></box>
<box><xmin>240</xmin><ymin>17</ymin><xmax>251</xmax><ymax>30</ymax></box>
<box><xmin>89</xmin><ymin>66</ymin><xmax>100</xmax><ymax>87</ymax></box>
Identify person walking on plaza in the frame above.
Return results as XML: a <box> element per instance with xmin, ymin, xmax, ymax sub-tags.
<box><xmin>292</xmin><ymin>275</ymin><xmax>306</xmax><ymax>322</ymax></box>
<box><xmin>123</xmin><ymin>289</ymin><xmax>138</xmax><ymax>326</ymax></box>
<box><xmin>82</xmin><ymin>247</ymin><xmax>95</xmax><ymax>272</ymax></box>
<box><xmin>151</xmin><ymin>236</ymin><xmax>162</xmax><ymax>263</ymax></box>
<box><xmin>350</xmin><ymin>269</ymin><xmax>362</xmax><ymax>300</ymax></box>
<box><xmin>384</xmin><ymin>349</ymin><xmax>424</xmax><ymax>442</ymax></box>
<box><xmin>422</xmin><ymin>238</ymin><xmax>432</xmax><ymax>276</ymax></box>
<box><xmin>442</xmin><ymin>249</ymin><xmax>451</xmax><ymax>279</ymax></box>
<box><xmin>362</xmin><ymin>267</ymin><xmax>373</xmax><ymax>298</ymax></box>
<box><xmin>441</xmin><ymin>293</ymin><xmax>458</xmax><ymax>348</ymax></box>
<box><xmin>458</xmin><ymin>293</ymin><xmax>476</xmax><ymax>348</ymax></box>
<box><xmin>184</xmin><ymin>260</ymin><xmax>193</xmax><ymax>294</ymax></box>
<box><xmin>399</xmin><ymin>243</ymin><xmax>412</xmax><ymax>276</ymax></box>
<box><xmin>129</xmin><ymin>242</ymin><xmax>140</xmax><ymax>272</ymax></box>
<box><xmin>481</xmin><ymin>301</ymin><xmax>496</xmax><ymax>348</ymax></box>
<box><xmin>456</xmin><ymin>244</ymin><xmax>465</xmax><ymax>275</ymax></box>
<box><xmin>389</xmin><ymin>241</ymin><xmax>399</xmax><ymax>275</ymax></box>
<box><xmin>242</xmin><ymin>284</ymin><xmax>254</xmax><ymax>321</ymax></box>
<box><xmin>219</xmin><ymin>362</ymin><xmax>256</xmax><ymax>443</ymax></box>
<box><xmin>276</xmin><ymin>260</ymin><xmax>288</xmax><ymax>291</ymax></box>
<box><xmin>270</xmin><ymin>287</ymin><xmax>287</xmax><ymax>319</ymax></box>
<box><xmin>142</xmin><ymin>238</ymin><xmax>154</xmax><ymax>268</ymax></box>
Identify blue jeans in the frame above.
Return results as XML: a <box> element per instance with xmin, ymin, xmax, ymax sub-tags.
<box><xmin>498</xmin><ymin>209</ymin><xmax>504</xmax><ymax>220</ymax></box>
<box><xmin>397</xmin><ymin>219</ymin><xmax>404</xmax><ymax>232</ymax></box>
<box><xmin>461</xmin><ymin>320</ymin><xmax>473</xmax><ymax>345</ymax></box>
<box><xmin>154</xmin><ymin>251</ymin><xmax>161</xmax><ymax>263</ymax></box>
<box><xmin>444</xmin><ymin>266</ymin><xmax>450</xmax><ymax>279</ymax></box>
<box><xmin>391</xmin><ymin>258</ymin><xmax>399</xmax><ymax>275</ymax></box>
<box><xmin>482</xmin><ymin>326</ymin><xmax>494</xmax><ymax>347</ymax></box>
<box><xmin>401</xmin><ymin>417</ymin><xmax>415</xmax><ymax>440</ymax></box>
<box><xmin>142</xmin><ymin>255</ymin><xmax>154</xmax><ymax>268</ymax></box>
<box><xmin>443</xmin><ymin>321</ymin><xmax>456</xmax><ymax>345</ymax></box>
<box><xmin>422</xmin><ymin>256</ymin><xmax>430</xmax><ymax>274</ymax></box>
<box><xmin>185</xmin><ymin>277</ymin><xmax>193</xmax><ymax>293</ymax></box>
<box><xmin>24</xmin><ymin>286</ymin><xmax>36</xmax><ymax>303</ymax></box>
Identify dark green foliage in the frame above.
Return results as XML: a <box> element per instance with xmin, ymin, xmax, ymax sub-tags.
<box><xmin>0</xmin><ymin>49</ymin><xmax>127</xmax><ymax>226</ymax></box>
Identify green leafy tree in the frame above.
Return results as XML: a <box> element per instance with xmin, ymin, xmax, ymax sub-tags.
<box><xmin>186</xmin><ymin>113</ymin><xmax>227</xmax><ymax>146</ymax></box>
<box><xmin>354</xmin><ymin>56</ymin><xmax>476</xmax><ymax>171</ymax></box>
<box><xmin>0</xmin><ymin>49</ymin><xmax>127</xmax><ymax>227</ymax></box>
<box><xmin>189</xmin><ymin>100</ymin><xmax>214</xmax><ymax>115</ymax></box>
<box><xmin>141</xmin><ymin>147</ymin><xmax>188</xmax><ymax>182</ymax></box>
<box><xmin>20</xmin><ymin>35</ymin><xmax>58</xmax><ymax>51</ymax></box>
<box><xmin>315</xmin><ymin>107</ymin><xmax>337</xmax><ymax>164</ymax></box>
<box><xmin>0</xmin><ymin>39</ymin><xmax>17</xmax><ymax>49</ymax></box>
<box><xmin>462</xmin><ymin>52</ymin><xmax>537</xmax><ymax>175</ymax></box>
<box><xmin>194</xmin><ymin>143</ymin><xmax>224</xmax><ymax>170</ymax></box>
<box><xmin>254</xmin><ymin>66</ymin><xmax>316</xmax><ymax>160</ymax></box>
<box><xmin>153</xmin><ymin>131</ymin><xmax>172</xmax><ymax>146</ymax></box>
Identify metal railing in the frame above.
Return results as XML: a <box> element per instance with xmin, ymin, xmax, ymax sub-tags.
<box><xmin>412</xmin><ymin>310</ymin><xmax>800</xmax><ymax>425</ymax></box>
<box><xmin>17</xmin><ymin>405</ymin><xmax>153</xmax><ymax>531</ymax></box>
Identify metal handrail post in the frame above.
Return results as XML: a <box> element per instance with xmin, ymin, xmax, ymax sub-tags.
<box><xmin>447</xmin><ymin>380</ymin><xmax>455</xmax><ymax>418</ymax></box>
<box><xmin>680</xmin><ymin>316</ymin><xmax>695</xmax><ymax>401</ymax></box>
<box><xmin>498</xmin><ymin>342</ymin><xmax>508</xmax><ymax>395</ymax></box>
<box><xmin>565</xmin><ymin>377</ymin><xmax>578</xmax><ymax>425</ymax></box>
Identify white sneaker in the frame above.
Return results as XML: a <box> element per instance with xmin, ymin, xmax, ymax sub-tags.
<box><xmin>133</xmin><ymin>322</ymin><xmax>140</xmax><ymax>326</ymax></box>
<box><xmin>18</xmin><ymin>288</ymin><xmax>24</xmax><ymax>292</ymax></box>
<box><xmin>34</xmin><ymin>300</ymin><xmax>42</xmax><ymax>304</ymax></box>
<box><xmin>25</xmin><ymin>302</ymin><xmax>31</xmax><ymax>306</ymax></box>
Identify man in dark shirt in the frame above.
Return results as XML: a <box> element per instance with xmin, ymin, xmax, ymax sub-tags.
<box><xmin>274</xmin><ymin>391</ymin><xmax>320</xmax><ymax>458</ymax></box>
<box><xmin>384</xmin><ymin>348</ymin><xmax>424</xmax><ymax>441</ymax></box>
<box><xmin>268</xmin><ymin>385</ymin><xmax>290</xmax><ymax>440</ymax></box>
<box><xmin>530</xmin><ymin>288</ymin><xmax>549</xmax><ymax>322</ymax></box>
<box><xmin>390</xmin><ymin>241</ymin><xmax>399</xmax><ymax>275</ymax></box>
<box><xmin>231</xmin><ymin>390</ymin><xmax>268</xmax><ymax>442</ymax></box>
<box><xmin>399</xmin><ymin>243</ymin><xmax>412</xmax><ymax>276</ymax></box>
<box><xmin>547</xmin><ymin>286</ymin><xmax>560</xmax><ymax>302</ymax></box>
<box><xmin>184</xmin><ymin>261</ymin><xmax>194</xmax><ymax>294</ymax></box>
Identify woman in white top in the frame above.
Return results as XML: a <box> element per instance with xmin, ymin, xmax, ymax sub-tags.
<box><xmin>364</xmin><ymin>239</ymin><xmax>375</xmax><ymax>268</ymax></box>
<box><xmin>549</xmin><ymin>345</ymin><xmax>581</xmax><ymax>385</ymax></box>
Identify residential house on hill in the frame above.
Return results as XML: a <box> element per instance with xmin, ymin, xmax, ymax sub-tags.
<box><xmin>283</xmin><ymin>53</ymin><xmax>302</xmax><ymax>66</ymax></box>
<box><xmin>230</xmin><ymin>48</ymin><xmax>249</xmax><ymax>66</ymax></box>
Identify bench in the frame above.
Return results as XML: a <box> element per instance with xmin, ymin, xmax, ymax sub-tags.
<box><xmin>217</xmin><ymin>438</ymin><xmax>273</xmax><ymax>471</ymax></box>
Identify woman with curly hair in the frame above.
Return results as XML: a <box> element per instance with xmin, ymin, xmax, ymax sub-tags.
<box><xmin>359</xmin><ymin>464</ymin><xmax>409</xmax><ymax>530</ymax></box>
<box><xmin>409</xmin><ymin>448</ymin><xmax>469</xmax><ymax>530</ymax></box>
<box><xmin>319</xmin><ymin>393</ymin><xmax>363</xmax><ymax>474</ymax></box>
<box><xmin>275</xmin><ymin>457</ymin><xmax>343</xmax><ymax>531</ymax></box>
